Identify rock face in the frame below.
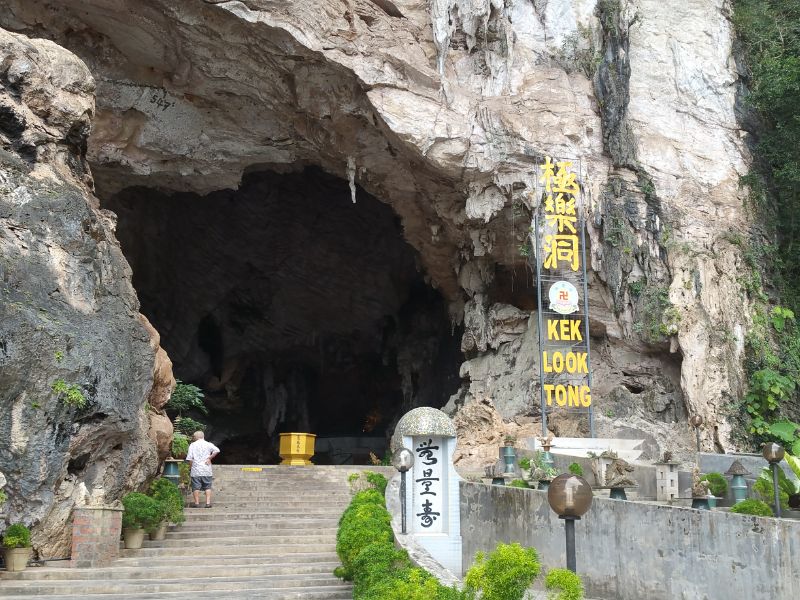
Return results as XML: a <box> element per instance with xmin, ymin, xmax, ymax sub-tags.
<box><xmin>0</xmin><ymin>30</ymin><xmax>170</xmax><ymax>558</ymax></box>
<box><xmin>0</xmin><ymin>0</ymin><xmax>753</xmax><ymax>474</ymax></box>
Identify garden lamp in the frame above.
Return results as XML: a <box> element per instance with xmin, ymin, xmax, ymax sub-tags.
<box><xmin>724</xmin><ymin>459</ymin><xmax>751</xmax><ymax>504</ymax></box>
<box><xmin>393</xmin><ymin>447</ymin><xmax>414</xmax><ymax>533</ymax></box>
<box><xmin>763</xmin><ymin>442</ymin><xmax>785</xmax><ymax>518</ymax></box>
<box><xmin>547</xmin><ymin>474</ymin><xmax>593</xmax><ymax>572</ymax></box>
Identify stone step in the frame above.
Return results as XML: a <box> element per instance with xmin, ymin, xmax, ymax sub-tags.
<box><xmin>170</xmin><ymin>520</ymin><xmax>339</xmax><ymax>532</ymax></box>
<box><xmin>0</xmin><ymin>561</ymin><xmax>341</xmax><ymax>581</ymax></box>
<box><xmin>0</xmin><ymin>574</ymin><xmax>347</xmax><ymax>595</ymax></box>
<box><xmin>205</xmin><ymin>491</ymin><xmax>352</xmax><ymax>499</ymax></box>
<box><xmin>187</xmin><ymin>500</ymin><xmax>350</xmax><ymax>509</ymax></box>
<box><xmin>137</xmin><ymin>533</ymin><xmax>334</xmax><ymax>547</ymax></box>
<box><xmin>164</xmin><ymin>527</ymin><xmax>338</xmax><ymax>539</ymax></box>
<box><xmin>181</xmin><ymin>511</ymin><xmax>344</xmax><ymax>522</ymax></box>
<box><xmin>120</xmin><ymin>543</ymin><xmax>336</xmax><ymax>557</ymax></box>
<box><xmin>1</xmin><ymin>586</ymin><xmax>352</xmax><ymax>600</ymax></box>
<box><xmin>110</xmin><ymin>552</ymin><xmax>341</xmax><ymax>568</ymax></box>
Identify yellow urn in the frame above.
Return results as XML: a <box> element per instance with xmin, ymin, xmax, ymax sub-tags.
<box><xmin>279</xmin><ymin>432</ymin><xmax>317</xmax><ymax>466</ymax></box>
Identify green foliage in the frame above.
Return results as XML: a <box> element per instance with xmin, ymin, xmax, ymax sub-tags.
<box><xmin>365</xmin><ymin>472</ymin><xmax>388</xmax><ymax>497</ymax></box>
<box><xmin>51</xmin><ymin>379</ymin><xmax>87</xmax><ymax>409</ymax></box>
<box><xmin>733</xmin><ymin>0</ymin><xmax>800</xmax><ymax>443</ymax></box>
<box><xmin>334</xmin><ymin>488</ymin><xmax>462</xmax><ymax>600</ymax></box>
<box><xmin>633</xmin><ymin>284</ymin><xmax>679</xmax><ymax>343</ymax></box>
<box><xmin>167</xmin><ymin>381</ymin><xmax>207</xmax><ymax>416</ymax></box>
<box><xmin>568</xmin><ymin>462</ymin><xmax>584</xmax><ymax>477</ymax></box>
<box><xmin>178</xmin><ymin>462</ymin><xmax>190</xmax><ymax>487</ymax></box>
<box><xmin>173</xmin><ymin>416</ymin><xmax>206</xmax><ymax>436</ymax></box>
<box><xmin>149</xmin><ymin>478</ymin><xmax>185</xmax><ymax>525</ymax></box>
<box><xmin>0</xmin><ymin>490</ymin><xmax>6</xmax><ymax>506</ymax></box>
<box><xmin>753</xmin><ymin>468</ymin><xmax>792</xmax><ymax>510</ymax></box>
<box><xmin>348</xmin><ymin>473</ymin><xmax>360</xmax><ymax>484</ymax></box>
<box><xmin>768</xmin><ymin>420</ymin><xmax>800</xmax><ymax>456</ymax></box>
<box><xmin>463</xmin><ymin>543</ymin><xmax>541</xmax><ymax>600</ymax></box>
<box><xmin>171</xmin><ymin>432</ymin><xmax>189</xmax><ymax>458</ymax></box>
<box><xmin>2</xmin><ymin>523</ymin><xmax>31</xmax><ymax>549</ymax></box>
<box><xmin>699</xmin><ymin>473</ymin><xmax>728</xmax><ymax>497</ymax></box>
<box><xmin>54</xmin><ymin>350</ymin><xmax>64</xmax><ymax>362</ymax></box>
<box><xmin>508</xmin><ymin>479</ymin><xmax>529</xmax><ymax>489</ymax></box>
<box><xmin>121</xmin><ymin>492</ymin><xmax>162</xmax><ymax>531</ymax></box>
<box><xmin>545</xmin><ymin>568</ymin><xmax>585</xmax><ymax>600</ymax></box>
<box><xmin>730</xmin><ymin>499</ymin><xmax>774</xmax><ymax>517</ymax></box>
<box><xmin>518</xmin><ymin>457</ymin><xmax>531</xmax><ymax>470</ymax></box>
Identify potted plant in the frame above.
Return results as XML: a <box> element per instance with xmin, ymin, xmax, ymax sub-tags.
<box><xmin>2</xmin><ymin>523</ymin><xmax>32</xmax><ymax>572</ymax></box>
<box><xmin>163</xmin><ymin>432</ymin><xmax>189</xmax><ymax>487</ymax></box>
<box><xmin>122</xmin><ymin>492</ymin><xmax>162</xmax><ymax>549</ymax></box>
<box><xmin>518</xmin><ymin>457</ymin><xmax>532</xmax><ymax>481</ymax></box>
<box><xmin>699</xmin><ymin>472</ymin><xmax>727</xmax><ymax>508</ymax></box>
<box><xmin>148</xmin><ymin>478</ymin><xmax>185</xmax><ymax>540</ymax></box>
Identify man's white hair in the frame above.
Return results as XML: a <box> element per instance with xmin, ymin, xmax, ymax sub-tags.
<box><xmin>193</xmin><ymin>431</ymin><xmax>205</xmax><ymax>441</ymax></box>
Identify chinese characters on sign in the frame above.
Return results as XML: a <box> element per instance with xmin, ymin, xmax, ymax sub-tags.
<box><xmin>534</xmin><ymin>157</ymin><xmax>594</xmax><ymax>436</ymax></box>
<box><xmin>413</xmin><ymin>437</ymin><xmax>443</xmax><ymax>533</ymax></box>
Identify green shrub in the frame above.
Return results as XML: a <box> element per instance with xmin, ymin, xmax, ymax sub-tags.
<box><xmin>464</xmin><ymin>542</ymin><xmax>541</xmax><ymax>600</ymax></box>
<box><xmin>0</xmin><ymin>490</ymin><xmax>7</xmax><ymax>506</ymax></box>
<box><xmin>568</xmin><ymin>463</ymin><xmax>584</xmax><ymax>477</ymax></box>
<box><xmin>173</xmin><ymin>416</ymin><xmax>206</xmax><ymax>436</ymax></box>
<box><xmin>365</xmin><ymin>472</ymin><xmax>388</xmax><ymax>496</ymax></box>
<box><xmin>178</xmin><ymin>462</ymin><xmax>190</xmax><ymax>487</ymax></box>
<box><xmin>730</xmin><ymin>499</ymin><xmax>774</xmax><ymax>517</ymax></box>
<box><xmin>51</xmin><ymin>379</ymin><xmax>87</xmax><ymax>409</ymax></box>
<box><xmin>149</xmin><ymin>478</ymin><xmax>185</xmax><ymax>525</ymax></box>
<box><xmin>336</xmin><ymin>496</ymin><xmax>393</xmax><ymax>579</ymax></box>
<box><xmin>545</xmin><ymin>568</ymin><xmax>584</xmax><ymax>600</ymax></box>
<box><xmin>518</xmin><ymin>457</ymin><xmax>532</xmax><ymax>470</ymax></box>
<box><xmin>351</xmin><ymin>541</ymin><xmax>413</xmax><ymax>597</ymax></box>
<box><xmin>699</xmin><ymin>472</ymin><xmax>728</xmax><ymax>497</ymax></box>
<box><xmin>508</xmin><ymin>479</ymin><xmax>529</xmax><ymax>488</ymax></box>
<box><xmin>167</xmin><ymin>381</ymin><xmax>207</xmax><ymax>415</ymax></box>
<box><xmin>171</xmin><ymin>432</ymin><xmax>189</xmax><ymax>458</ymax></box>
<box><xmin>753</xmin><ymin>468</ymin><xmax>791</xmax><ymax>510</ymax></box>
<box><xmin>121</xmin><ymin>492</ymin><xmax>162</xmax><ymax>531</ymax></box>
<box><xmin>2</xmin><ymin>523</ymin><xmax>31</xmax><ymax>549</ymax></box>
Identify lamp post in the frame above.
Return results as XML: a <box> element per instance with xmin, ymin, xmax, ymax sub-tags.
<box><xmin>547</xmin><ymin>474</ymin><xmax>593</xmax><ymax>573</ymax></box>
<box><xmin>762</xmin><ymin>442</ymin><xmax>785</xmax><ymax>518</ymax></box>
<box><xmin>690</xmin><ymin>415</ymin><xmax>703</xmax><ymax>453</ymax></box>
<box><xmin>393</xmin><ymin>447</ymin><xmax>414</xmax><ymax>534</ymax></box>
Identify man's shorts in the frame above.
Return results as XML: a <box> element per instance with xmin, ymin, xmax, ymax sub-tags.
<box><xmin>191</xmin><ymin>476</ymin><xmax>213</xmax><ymax>491</ymax></box>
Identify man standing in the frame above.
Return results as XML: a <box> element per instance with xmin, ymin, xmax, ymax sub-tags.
<box><xmin>185</xmin><ymin>431</ymin><xmax>220</xmax><ymax>508</ymax></box>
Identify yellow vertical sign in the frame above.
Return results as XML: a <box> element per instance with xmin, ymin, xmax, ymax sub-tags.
<box><xmin>536</xmin><ymin>157</ymin><xmax>593</xmax><ymax>416</ymax></box>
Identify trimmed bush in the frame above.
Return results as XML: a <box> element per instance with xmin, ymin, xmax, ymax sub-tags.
<box><xmin>508</xmin><ymin>479</ymin><xmax>529</xmax><ymax>488</ymax></box>
<box><xmin>730</xmin><ymin>499</ymin><xmax>774</xmax><ymax>517</ymax></box>
<box><xmin>545</xmin><ymin>568</ymin><xmax>584</xmax><ymax>600</ymax></box>
<box><xmin>149</xmin><ymin>478</ymin><xmax>185</xmax><ymax>525</ymax></box>
<box><xmin>699</xmin><ymin>472</ymin><xmax>727</xmax><ymax>497</ymax></box>
<box><xmin>2</xmin><ymin>523</ymin><xmax>31</xmax><ymax>549</ymax></box>
<box><xmin>464</xmin><ymin>542</ymin><xmax>541</xmax><ymax>600</ymax></box>
<box><xmin>365</xmin><ymin>472</ymin><xmax>388</xmax><ymax>496</ymax></box>
<box><xmin>171</xmin><ymin>433</ymin><xmax>189</xmax><ymax>458</ymax></box>
<box><xmin>568</xmin><ymin>463</ymin><xmax>584</xmax><ymax>477</ymax></box>
<box><xmin>122</xmin><ymin>492</ymin><xmax>162</xmax><ymax>531</ymax></box>
<box><xmin>753</xmin><ymin>475</ymin><xmax>790</xmax><ymax>510</ymax></box>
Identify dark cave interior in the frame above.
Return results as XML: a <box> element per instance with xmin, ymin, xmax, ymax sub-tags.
<box><xmin>105</xmin><ymin>168</ymin><xmax>463</xmax><ymax>464</ymax></box>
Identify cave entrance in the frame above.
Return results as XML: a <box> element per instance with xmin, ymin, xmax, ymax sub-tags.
<box><xmin>106</xmin><ymin>168</ymin><xmax>462</xmax><ymax>464</ymax></box>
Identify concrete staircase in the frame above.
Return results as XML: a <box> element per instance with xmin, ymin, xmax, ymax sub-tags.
<box><xmin>0</xmin><ymin>465</ymin><xmax>370</xmax><ymax>599</ymax></box>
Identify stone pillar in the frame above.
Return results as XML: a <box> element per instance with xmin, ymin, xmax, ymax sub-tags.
<box><xmin>70</xmin><ymin>506</ymin><xmax>123</xmax><ymax>568</ymax></box>
<box><xmin>394</xmin><ymin>407</ymin><xmax>462</xmax><ymax>574</ymax></box>
<box><xmin>654</xmin><ymin>461</ymin><xmax>680</xmax><ymax>502</ymax></box>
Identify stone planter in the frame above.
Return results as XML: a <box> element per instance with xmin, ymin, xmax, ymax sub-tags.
<box><xmin>279</xmin><ymin>432</ymin><xmax>316</xmax><ymax>466</ymax></box>
<box><xmin>123</xmin><ymin>528</ymin><xmax>146</xmax><ymax>549</ymax></box>
<box><xmin>3</xmin><ymin>547</ymin><xmax>32</xmax><ymax>572</ymax></box>
<box><xmin>149</xmin><ymin>522</ymin><xmax>168</xmax><ymax>541</ymax></box>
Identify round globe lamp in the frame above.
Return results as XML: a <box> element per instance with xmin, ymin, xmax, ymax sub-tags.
<box><xmin>763</xmin><ymin>442</ymin><xmax>785</xmax><ymax>518</ymax></box>
<box><xmin>690</xmin><ymin>415</ymin><xmax>704</xmax><ymax>452</ymax></box>
<box><xmin>547</xmin><ymin>474</ymin><xmax>593</xmax><ymax>572</ymax></box>
<box><xmin>393</xmin><ymin>448</ymin><xmax>414</xmax><ymax>533</ymax></box>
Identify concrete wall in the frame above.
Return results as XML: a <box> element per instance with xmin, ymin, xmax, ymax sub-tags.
<box><xmin>460</xmin><ymin>482</ymin><xmax>799</xmax><ymax>600</ymax></box>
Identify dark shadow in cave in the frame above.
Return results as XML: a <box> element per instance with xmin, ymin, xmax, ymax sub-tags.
<box><xmin>105</xmin><ymin>168</ymin><xmax>463</xmax><ymax>464</ymax></box>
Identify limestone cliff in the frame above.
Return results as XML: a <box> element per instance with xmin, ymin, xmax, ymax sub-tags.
<box><xmin>0</xmin><ymin>0</ymin><xmax>754</xmax><ymax>548</ymax></box>
<box><xmin>0</xmin><ymin>29</ymin><xmax>172</xmax><ymax>558</ymax></box>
